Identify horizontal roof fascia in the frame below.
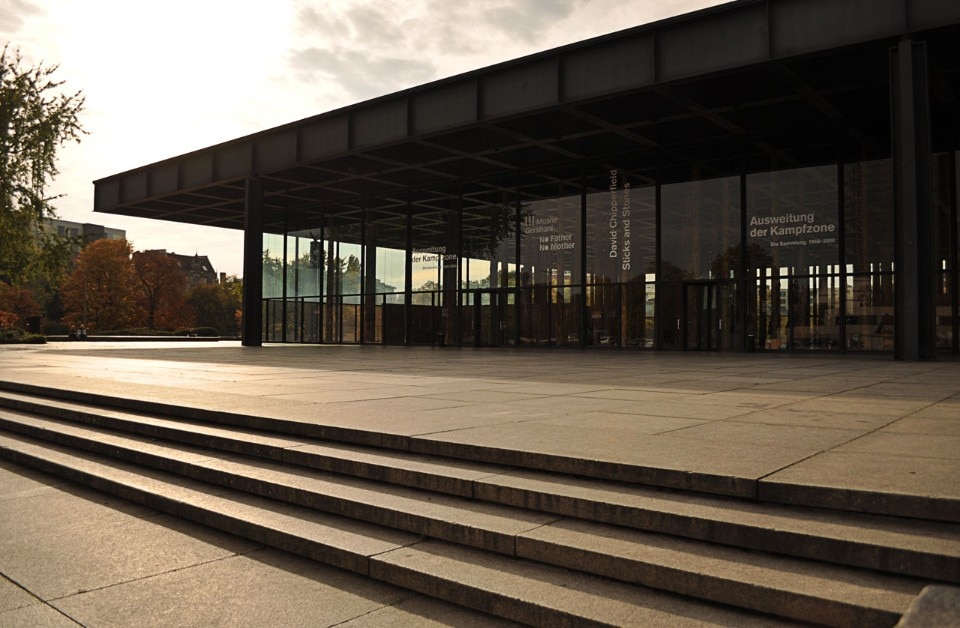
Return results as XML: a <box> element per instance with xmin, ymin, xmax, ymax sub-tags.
<box><xmin>94</xmin><ymin>0</ymin><xmax>960</xmax><ymax>219</ymax></box>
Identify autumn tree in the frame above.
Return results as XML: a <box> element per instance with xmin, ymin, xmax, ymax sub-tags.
<box><xmin>132</xmin><ymin>250</ymin><xmax>194</xmax><ymax>330</ymax></box>
<box><xmin>61</xmin><ymin>239</ymin><xmax>137</xmax><ymax>332</ymax></box>
<box><xmin>0</xmin><ymin>44</ymin><xmax>85</xmax><ymax>292</ymax></box>
<box><xmin>187</xmin><ymin>277</ymin><xmax>241</xmax><ymax>336</ymax></box>
<box><xmin>0</xmin><ymin>282</ymin><xmax>42</xmax><ymax>326</ymax></box>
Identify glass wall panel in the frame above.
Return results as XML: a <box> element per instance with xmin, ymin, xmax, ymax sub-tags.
<box><xmin>660</xmin><ymin>176</ymin><xmax>739</xmax><ymax>351</ymax></box>
<box><xmin>755</xmin><ymin>272</ymin><xmax>840</xmax><ymax>350</ymax></box>
<box><xmin>955</xmin><ymin>150</ymin><xmax>960</xmax><ymax>353</ymax></box>
<box><xmin>318</xmin><ymin>220</ymin><xmax>363</xmax><ymax>344</ymax></box>
<box><xmin>262</xmin><ymin>233</ymin><xmax>285</xmax><ymax>299</ymax></box>
<box><xmin>843</xmin><ymin>160</ymin><xmax>895</xmax><ymax>352</ymax></box>
<box><xmin>661</xmin><ymin>176</ymin><xmax>740</xmax><ymax>280</ymax></box>
<box><xmin>285</xmin><ymin>234</ymin><xmax>303</xmax><ymax>342</ymax></box>
<box><xmin>263</xmin><ymin>299</ymin><xmax>280</xmax><ymax>343</ymax></box>
<box><xmin>746</xmin><ymin>165</ymin><xmax>841</xmax><ymax>352</ymax></box>
<box><xmin>845</xmin><ymin>159</ymin><xmax>894</xmax><ymax>273</ymax></box>
<box><xmin>461</xmin><ymin>199</ymin><xmax>517</xmax><ymax>288</ymax></box>
<box><xmin>845</xmin><ymin>274</ymin><xmax>894</xmax><ymax>351</ymax></box>
<box><xmin>937</xmin><ymin>271</ymin><xmax>953</xmax><ymax>351</ymax></box>
<box><xmin>584</xmin><ymin>172</ymin><xmax>656</xmax><ymax>349</ymax></box>
<box><xmin>460</xmin><ymin>198</ymin><xmax>518</xmax><ymax>346</ymax></box>
<box><xmin>519</xmin><ymin>286</ymin><xmax>551</xmax><ymax>345</ymax></box>
<box><xmin>518</xmin><ymin>188</ymin><xmax>581</xmax><ymax>346</ymax></box>
<box><xmin>555</xmin><ymin>286</ymin><xmax>582</xmax><ymax>346</ymax></box>
<box><xmin>747</xmin><ymin>166</ymin><xmax>839</xmax><ymax>275</ymax></box>
<box><xmin>262</xmin><ymin>232</ymin><xmax>285</xmax><ymax>342</ymax></box>
<box><xmin>520</xmin><ymin>193</ymin><xmax>580</xmax><ymax>288</ymax></box>
<box><xmin>585</xmin><ymin>172</ymin><xmax>656</xmax><ymax>283</ymax></box>
<box><xmin>586</xmin><ymin>284</ymin><xmax>618</xmax><ymax>346</ymax></box>
<box><xmin>933</xmin><ymin>152</ymin><xmax>956</xmax><ymax>352</ymax></box>
<box><xmin>365</xmin><ymin>210</ymin><xmax>406</xmax><ymax>344</ymax></box>
<box><xmin>518</xmin><ymin>285</ymin><xmax>582</xmax><ymax>346</ymax></box>
<box><xmin>410</xmin><ymin>205</ymin><xmax>456</xmax><ymax>344</ymax></box>
<box><xmin>621</xmin><ymin>277</ymin><xmax>656</xmax><ymax>348</ymax></box>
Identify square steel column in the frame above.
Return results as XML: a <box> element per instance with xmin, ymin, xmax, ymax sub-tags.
<box><xmin>891</xmin><ymin>39</ymin><xmax>935</xmax><ymax>360</ymax></box>
<box><xmin>242</xmin><ymin>178</ymin><xmax>263</xmax><ymax>347</ymax></box>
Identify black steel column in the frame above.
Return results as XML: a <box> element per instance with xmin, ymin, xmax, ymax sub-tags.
<box><xmin>404</xmin><ymin>202</ymin><xmax>413</xmax><ymax>345</ymax></box>
<box><xmin>242</xmin><ymin>178</ymin><xmax>264</xmax><ymax>347</ymax></box>
<box><xmin>891</xmin><ymin>39</ymin><xmax>935</xmax><ymax>360</ymax></box>
<box><xmin>738</xmin><ymin>171</ymin><xmax>749</xmax><ymax>352</ymax></box>
<box><xmin>579</xmin><ymin>178</ymin><xmax>587</xmax><ymax>349</ymax></box>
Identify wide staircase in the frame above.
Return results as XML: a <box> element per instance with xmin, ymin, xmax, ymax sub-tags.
<box><xmin>0</xmin><ymin>381</ymin><xmax>956</xmax><ymax>627</ymax></box>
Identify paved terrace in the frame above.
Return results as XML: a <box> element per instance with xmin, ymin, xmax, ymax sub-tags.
<box><xmin>1</xmin><ymin>342</ymin><xmax>959</xmax><ymax>625</ymax></box>
<box><xmin>2</xmin><ymin>342</ymin><xmax>958</xmax><ymax>507</ymax></box>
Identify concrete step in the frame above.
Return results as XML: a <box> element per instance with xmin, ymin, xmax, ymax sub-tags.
<box><xmin>0</xmin><ymin>411</ymin><xmax>940</xmax><ymax>626</ymax></box>
<box><xmin>7</xmin><ymin>380</ymin><xmax>956</xmax><ymax>522</ymax></box>
<box><xmin>0</xmin><ymin>389</ymin><xmax>497</xmax><ymax>497</ymax></box>
<box><xmin>0</xmin><ymin>431</ymin><xmax>799</xmax><ymax>627</ymax></box>
<box><xmin>1</xmin><ymin>390</ymin><xmax>957</xmax><ymax>583</ymax></box>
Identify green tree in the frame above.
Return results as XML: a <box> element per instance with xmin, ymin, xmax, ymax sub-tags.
<box><xmin>0</xmin><ymin>44</ymin><xmax>85</xmax><ymax>290</ymax></box>
<box><xmin>61</xmin><ymin>239</ymin><xmax>136</xmax><ymax>332</ymax></box>
<box><xmin>222</xmin><ymin>274</ymin><xmax>243</xmax><ymax>334</ymax></box>
<box><xmin>187</xmin><ymin>278</ymin><xmax>241</xmax><ymax>336</ymax></box>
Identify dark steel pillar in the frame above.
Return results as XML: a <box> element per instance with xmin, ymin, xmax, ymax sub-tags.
<box><xmin>242</xmin><ymin>178</ymin><xmax>264</xmax><ymax>347</ymax></box>
<box><xmin>891</xmin><ymin>39</ymin><xmax>935</xmax><ymax>360</ymax></box>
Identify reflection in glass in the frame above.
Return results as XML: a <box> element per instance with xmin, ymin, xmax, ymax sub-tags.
<box><xmin>937</xmin><ymin>270</ymin><xmax>953</xmax><ymax>351</ymax></box>
<box><xmin>933</xmin><ymin>152</ymin><xmax>956</xmax><ymax>352</ymax></box>
<box><xmin>661</xmin><ymin>176</ymin><xmax>740</xmax><ymax>280</ymax></box>
<box><xmin>410</xmin><ymin>206</ymin><xmax>456</xmax><ymax>344</ymax></box>
<box><xmin>845</xmin><ymin>274</ymin><xmax>894</xmax><ymax>351</ymax></box>
<box><xmin>585</xmin><ymin>178</ymin><xmax>656</xmax><ymax>284</ymax></box>
<box><xmin>755</xmin><ymin>272</ymin><xmax>840</xmax><ymax>350</ymax></box>
<box><xmin>520</xmin><ymin>194</ymin><xmax>580</xmax><ymax>287</ymax></box>
<box><xmin>262</xmin><ymin>233</ymin><xmax>285</xmax><ymax>299</ymax></box>
<box><xmin>586</xmin><ymin>284</ymin><xmax>618</xmax><ymax>346</ymax></box>
<box><xmin>845</xmin><ymin>160</ymin><xmax>894</xmax><ymax>273</ymax></box>
<box><xmin>747</xmin><ymin>166</ymin><xmax>839</xmax><ymax>275</ymax></box>
<box><xmin>460</xmin><ymin>199</ymin><xmax>519</xmax><ymax>346</ymax></box>
<box><xmin>517</xmin><ymin>190</ymin><xmax>581</xmax><ymax>346</ymax></box>
<box><xmin>620</xmin><ymin>278</ymin><xmax>656</xmax><ymax>348</ymax></box>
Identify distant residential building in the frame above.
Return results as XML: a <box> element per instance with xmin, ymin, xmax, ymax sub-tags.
<box><xmin>43</xmin><ymin>218</ymin><xmax>125</xmax><ymax>252</ymax></box>
<box><xmin>147</xmin><ymin>250</ymin><xmax>218</xmax><ymax>288</ymax></box>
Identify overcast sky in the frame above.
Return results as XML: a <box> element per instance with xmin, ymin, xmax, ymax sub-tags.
<box><xmin>3</xmin><ymin>0</ymin><xmax>725</xmax><ymax>277</ymax></box>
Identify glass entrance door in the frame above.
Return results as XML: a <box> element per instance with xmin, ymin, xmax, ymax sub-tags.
<box><xmin>683</xmin><ymin>282</ymin><xmax>734</xmax><ymax>350</ymax></box>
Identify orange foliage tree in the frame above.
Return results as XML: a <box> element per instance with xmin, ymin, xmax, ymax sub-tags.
<box><xmin>61</xmin><ymin>239</ymin><xmax>137</xmax><ymax>331</ymax></box>
<box><xmin>0</xmin><ymin>282</ymin><xmax>42</xmax><ymax>327</ymax></box>
<box><xmin>132</xmin><ymin>250</ymin><xmax>195</xmax><ymax>330</ymax></box>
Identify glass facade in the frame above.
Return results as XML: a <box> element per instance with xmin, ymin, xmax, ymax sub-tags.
<box><xmin>748</xmin><ymin>165</ymin><xmax>840</xmax><ymax>351</ymax></box>
<box><xmin>261</xmin><ymin>153</ymin><xmax>960</xmax><ymax>354</ymax></box>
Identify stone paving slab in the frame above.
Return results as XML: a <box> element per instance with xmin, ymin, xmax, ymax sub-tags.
<box><xmin>0</xmin><ymin>602</ymin><xmax>78</xmax><ymax>627</ymax></box>
<box><xmin>409</xmin><ymin>420</ymin><xmax>829</xmax><ymax>496</ymax></box>
<box><xmin>760</xmin><ymin>452</ymin><xmax>960</xmax><ymax>522</ymax></box>
<box><xmin>881</xmin><ymin>417</ymin><xmax>960</xmax><ymax>437</ymax></box>
<box><xmin>0</xmin><ymin>574</ymin><xmax>37</xmax><ymax>614</ymax></box>
<box><xmin>51</xmin><ymin>549</ymin><xmax>410</xmax><ymax>628</ymax></box>
<box><xmin>0</xmin><ymin>488</ymin><xmax>255</xmax><ymax>601</ymax></box>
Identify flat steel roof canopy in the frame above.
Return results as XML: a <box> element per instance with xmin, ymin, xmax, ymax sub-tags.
<box><xmin>93</xmin><ymin>0</ymin><xmax>960</xmax><ymax>235</ymax></box>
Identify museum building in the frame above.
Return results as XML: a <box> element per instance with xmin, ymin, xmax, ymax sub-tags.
<box><xmin>93</xmin><ymin>0</ymin><xmax>960</xmax><ymax>359</ymax></box>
